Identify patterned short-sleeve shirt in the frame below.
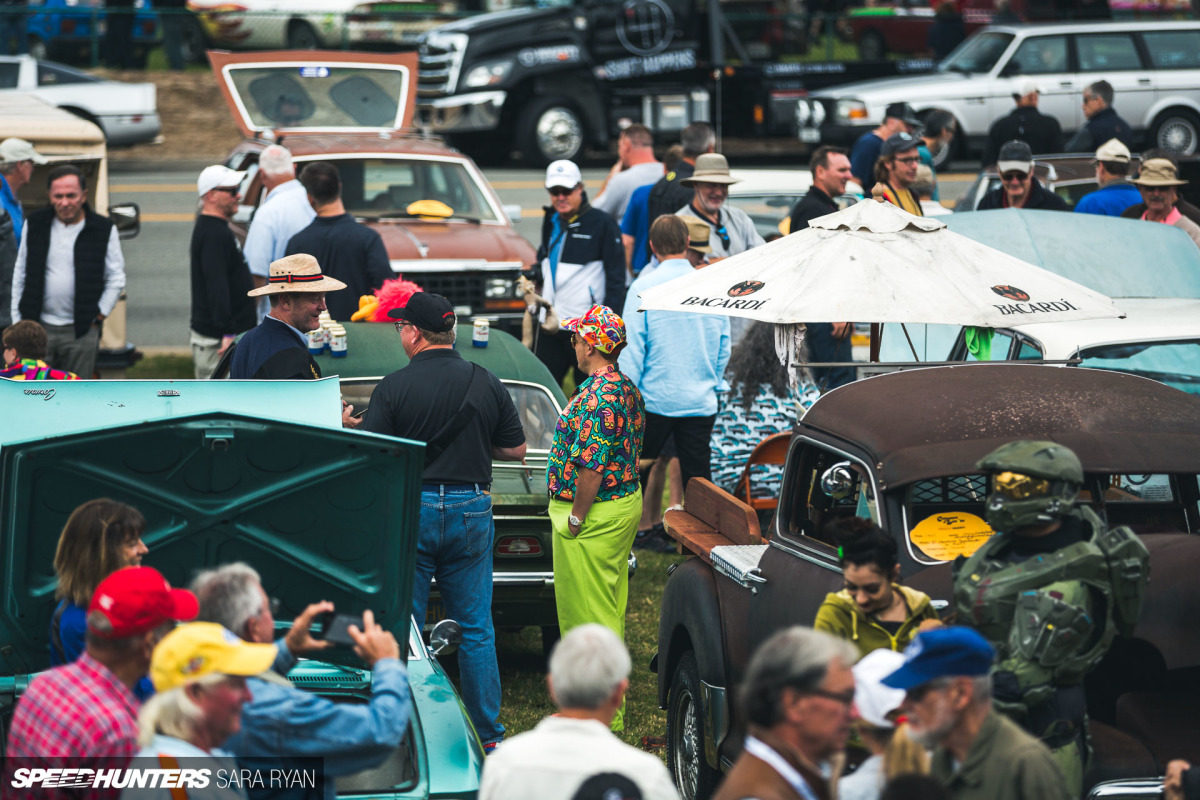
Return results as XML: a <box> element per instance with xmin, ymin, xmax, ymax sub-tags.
<box><xmin>547</xmin><ymin>365</ymin><xmax>645</xmax><ymax>502</ymax></box>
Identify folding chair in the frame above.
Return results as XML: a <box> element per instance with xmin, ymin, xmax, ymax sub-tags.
<box><xmin>732</xmin><ymin>432</ymin><xmax>792</xmax><ymax>510</ymax></box>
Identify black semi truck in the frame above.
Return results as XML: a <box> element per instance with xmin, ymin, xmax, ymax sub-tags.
<box><xmin>415</xmin><ymin>0</ymin><xmax>934</xmax><ymax>165</ymax></box>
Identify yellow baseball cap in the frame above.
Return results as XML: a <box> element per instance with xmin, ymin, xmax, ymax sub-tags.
<box><xmin>150</xmin><ymin>622</ymin><xmax>278</xmax><ymax>691</ymax></box>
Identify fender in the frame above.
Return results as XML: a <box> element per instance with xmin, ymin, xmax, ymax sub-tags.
<box><xmin>1141</xmin><ymin>96</ymin><xmax>1200</xmax><ymax>131</ymax></box>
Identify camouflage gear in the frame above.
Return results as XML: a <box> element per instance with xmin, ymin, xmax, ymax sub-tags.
<box><xmin>954</xmin><ymin>504</ymin><xmax>1150</xmax><ymax>797</ymax></box>
<box><xmin>976</xmin><ymin>441</ymin><xmax>1082</xmax><ymax>532</ymax></box>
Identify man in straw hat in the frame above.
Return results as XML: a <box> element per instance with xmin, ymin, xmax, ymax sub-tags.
<box><xmin>1130</xmin><ymin>157</ymin><xmax>1200</xmax><ymax>249</ymax></box>
<box><xmin>675</xmin><ymin>153</ymin><xmax>764</xmax><ymax>346</ymax></box>
<box><xmin>229</xmin><ymin>253</ymin><xmax>346</xmax><ymax>381</ymax></box>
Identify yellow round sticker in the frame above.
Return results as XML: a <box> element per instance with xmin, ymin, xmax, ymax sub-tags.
<box><xmin>910</xmin><ymin>512</ymin><xmax>994</xmax><ymax>561</ymax></box>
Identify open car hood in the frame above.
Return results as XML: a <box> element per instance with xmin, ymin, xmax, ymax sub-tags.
<box><xmin>0</xmin><ymin>379</ymin><xmax>423</xmax><ymax>677</ymax></box>
<box><xmin>209</xmin><ymin>50</ymin><xmax>418</xmax><ymax>137</ymax></box>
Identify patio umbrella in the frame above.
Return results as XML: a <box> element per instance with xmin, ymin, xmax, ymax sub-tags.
<box><xmin>636</xmin><ymin>201</ymin><xmax>1125</xmax><ymax>329</ymax></box>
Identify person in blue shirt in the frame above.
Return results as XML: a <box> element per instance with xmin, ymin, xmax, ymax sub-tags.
<box><xmin>623</xmin><ymin>215</ymin><xmax>730</xmax><ymax>494</ymax></box>
<box><xmin>1074</xmin><ymin>139</ymin><xmax>1142</xmax><ymax>217</ymax></box>
<box><xmin>195</xmin><ymin>562</ymin><xmax>411</xmax><ymax>800</ymax></box>
<box><xmin>50</xmin><ymin>498</ymin><xmax>155</xmax><ymax>699</ymax></box>
<box><xmin>622</xmin><ymin>145</ymin><xmax>683</xmax><ymax>276</ymax></box>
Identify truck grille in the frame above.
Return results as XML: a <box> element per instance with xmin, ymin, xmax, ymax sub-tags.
<box><xmin>415</xmin><ymin>271</ymin><xmax>492</xmax><ymax>309</ymax></box>
<box><xmin>418</xmin><ymin>31</ymin><xmax>467</xmax><ymax>97</ymax></box>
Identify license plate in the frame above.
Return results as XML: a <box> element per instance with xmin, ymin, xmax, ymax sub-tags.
<box><xmin>424</xmin><ymin>598</ymin><xmax>446</xmax><ymax>627</ymax></box>
<box><xmin>799</xmin><ymin>128</ymin><xmax>821</xmax><ymax>143</ymax></box>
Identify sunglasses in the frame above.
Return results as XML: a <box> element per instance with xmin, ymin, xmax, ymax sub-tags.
<box><xmin>1001</xmin><ymin>171</ymin><xmax>1030</xmax><ymax>183</ymax></box>
<box><xmin>212</xmin><ymin>186</ymin><xmax>239</xmax><ymax>195</ymax></box>
<box><xmin>394</xmin><ymin>321</ymin><xmax>412</xmax><ymax>334</ymax></box>
<box><xmin>715</xmin><ymin>225</ymin><xmax>731</xmax><ymax>251</ymax></box>
<box><xmin>991</xmin><ymin>470</ymin><xmax>1052</xmax><ymax>500</ymax></box>
<box><xmin>548</xmin><ymin>186</ymin><xmax>576</xmax><ymax>197</ymax></box>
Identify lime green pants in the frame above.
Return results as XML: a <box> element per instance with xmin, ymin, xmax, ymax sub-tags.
<box><xmin>550</xmin><ymin>490</ymin><xmax>642</xmax><ymax>731</ymax></box>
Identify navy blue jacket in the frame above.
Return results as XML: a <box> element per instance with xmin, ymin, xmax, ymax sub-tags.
<box><xmin>1066</xmin><ymin>107</ymin><xmax>1135</xmax><ymax>153</ymax></box>
<box><xmin>229</xmin><ymin>315</ymin><xmax>321</xmax><ymax>379</ymax></box>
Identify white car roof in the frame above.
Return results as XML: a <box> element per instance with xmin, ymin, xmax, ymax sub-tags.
<box><xmin>984</xmin><ymin>19</ymin><xmax>1200</xmax><ymax>35</ymax></box>
<box><xmin>728</xmin><ymin>169</ymin><xmax>864</xmax><ymax>197</ymax></box>
<box><xmin>1009</xmin><ymin>297</ymin><xmax>1200</xmax><ymax>359</ymax></box>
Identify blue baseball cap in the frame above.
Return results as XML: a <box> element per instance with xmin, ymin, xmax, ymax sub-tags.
<box><xmin>881</xmin><ymin>627</ymin><xmax>995</xmax><ymax>691</ymax></box>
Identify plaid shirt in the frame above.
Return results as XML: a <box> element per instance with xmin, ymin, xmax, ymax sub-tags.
<box><xmin>4</xmin><ymin>653</ymin><xmax>139</xmax><ymax>798</ymax></box>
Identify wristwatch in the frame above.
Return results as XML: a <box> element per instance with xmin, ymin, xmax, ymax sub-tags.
<box><xmin>568</xmin><ymin>514</ymin><xmax>583</xmax><ymax>528</ymax></box>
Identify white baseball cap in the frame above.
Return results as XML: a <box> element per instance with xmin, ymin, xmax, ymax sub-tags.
<box><xmin>545</xmin><ymin>160</ymin><xmax>582</xmax><ymax>190</ymax></box>
<box><xmin>1012</xmin><ymin>79</ymin><xmax>1045</xmax><ymax>98</ymax></box>
<box><xmin>1093</xmin><ymin>138</ymin><xmax>1131</xmax><ymax>164</ymax></box>
<box><xmin>197</xmin><ymin>164</ymin><xmax>245</xmax><ymax>197</ymax></box>
<box><xmin>853</xmin><ymin>649</ymin><xmax>908</xmax><ymax>730</ymax></box>
<box><xmin>0</xmin><ymin>138</ymin><xmax>48</xmax><ymax>165</ymax></box>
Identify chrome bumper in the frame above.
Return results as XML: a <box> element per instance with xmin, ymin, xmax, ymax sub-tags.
<box><xmin>418</xmin><ymin>91</ymin><xmax>507</xmax><ymax>134</ymax></box>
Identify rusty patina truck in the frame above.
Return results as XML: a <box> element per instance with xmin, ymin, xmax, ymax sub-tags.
<box><xmin>654</xmin><ymin>364</ymin><xmax>1200</xmax><ymax>800</ymax></box>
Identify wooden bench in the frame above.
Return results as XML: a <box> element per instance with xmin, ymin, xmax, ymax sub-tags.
<box><xmin>662</xmin><ymin>478</ymin><xmax>765</xmax><ymax>564</ymax></box>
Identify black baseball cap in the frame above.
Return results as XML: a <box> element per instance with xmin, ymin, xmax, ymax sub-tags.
<box><xmin>881</xmin><ymin>131</ymin><xmax>920</xmax><ymax>157</ymax></box>
<box><xmin>885</xmin><ymin>102</ymin><xmax>921</xmax><ymax>126</ymax></box>
<box><xmin>387</xmin><ymin>292</ymin><xmax>456</xmax><ymax>332</ymax></box>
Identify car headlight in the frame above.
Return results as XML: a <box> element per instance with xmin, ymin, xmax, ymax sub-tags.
<box><xmin>485</xmin><ymin>277</ymin><xmax>515</xmax><ymax>299</ymax></box>
<box><xmin>835</xmin><ymin>99</ymin><xmax>869</xmax><ymax>123</ymax></box>
<box><xmin>463</xmin><ymin>60</ymin><xmax>513</xmax><ymax>89</ymax></box>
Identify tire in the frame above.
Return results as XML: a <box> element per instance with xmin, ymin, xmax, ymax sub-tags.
<box><xmin>667</xmin><ymin>651</ymin><xmax>722</xmax><ymax>800</ymax></box>
<box><xmin>540</xmin><ymin>625</ymin><xmax>561</xmax><ymax>663</ymax></box>
<box><xmin>179</xmin><ymin>17</ymin><xmax>209</xmax><ymax>64</ymax></box>
<box><xmin>287</xmin><ymin>20</ymin><xmax>321</xmax><ymax>49</ymax></box>
<box><xmin>1149</xmin><ymin>108</ymin><xmax>1200</xmax><ymax>156</ymax></box>
<box><xmin>858</xmin><ymin>29</ymin><xmax>885</xmax><ymax>60</ymax></box>
<box><xmin>517</xmin><ymin>97</ymin><xmax>586</xmax><ymax>168</ymax></box>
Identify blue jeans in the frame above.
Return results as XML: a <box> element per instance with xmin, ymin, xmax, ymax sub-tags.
<box><xmin>411</xmin><ymin>485</ymin><xmax>504</xmax><ymax>745</ymax></box>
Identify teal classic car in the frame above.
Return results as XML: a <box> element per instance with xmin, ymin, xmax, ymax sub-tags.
<box><xmin>284</xmin><ymin>321</ymin><xmax>566</xmax><ymax>651</ymax></box>
<box><xmin>0</xmin><ymin>378</ymin><xmax>483</xmax><ymax>797</ymax></box>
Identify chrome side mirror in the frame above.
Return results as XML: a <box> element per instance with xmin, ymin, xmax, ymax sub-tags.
<box><xmin>502</xmin><ymin>203</ymin><xmax>522</xmax><ymax>224</ymax></box>
<box><xmin>108</xmin><ymin>202</ymin><xmax>140</xmax><ymax>240</ymax></box>
<box><xmin>430</xmin><ymin>619</ymin><xmax>462</xmax><ymax>657</ymax></box>
<box><xmin>820</xmin><ymin>461</ymin><xmax>856</xmax><ymax>501</ymax></box>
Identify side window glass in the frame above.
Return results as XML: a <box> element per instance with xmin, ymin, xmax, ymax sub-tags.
<box><xmin>1142</xmin><ymin>31</ymin><xmax>1200</xmax><ymax>69</ymax></box>
<box><xmin>1008</xmin><ymin>35</ymin><xmax>1068</xmax><ymax>75</ymax></box>
<box><xmin>786</xmin><ymin>446</ymin><xmax>876</xmax><ymax>544</ymax></box>
<box><xmin>1076</xmin><ymin>34</ymin><xmax>1142</xmax><ymax>72</ymax></box>
<box><xmin>965</xmin><ymin>331</ymin><xmax>1014</xmax><ymax>361</ymax></box>
<box><xmin>1016</xmin><ymin>339</ymin><xmax>1042</xmax><ymax>360</ymax></box>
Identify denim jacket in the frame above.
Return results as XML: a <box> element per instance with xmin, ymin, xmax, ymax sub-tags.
<box><xmin>224</xmin><ymin>641</ymin><xmax>411</xmax><ymax>800</ymax></box>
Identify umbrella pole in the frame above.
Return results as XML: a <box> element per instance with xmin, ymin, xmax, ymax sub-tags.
<box><xmin>870</xmin><ymin>323</ymin><xmax>881</xmax><ymax>362</ymax></box>
<box><xmin>900</xmin><ymin>323</ymin><xmax>921</xmax><ymax>362</ymax></box>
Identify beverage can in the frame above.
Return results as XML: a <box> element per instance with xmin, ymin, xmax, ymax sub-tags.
<box><xmin>472</xmin><ymin>318</ymin><xmax>489</xmax><ymax>348</ymax></box>
<box><xmin>330</xmin><ymin>326</ymin><xmax>348</xmax><ymax>358</ymax></box>
<box><xmin>307</xmin><ymin>328</ymin><xmax>325</xmax><ymax>355</ymax></box>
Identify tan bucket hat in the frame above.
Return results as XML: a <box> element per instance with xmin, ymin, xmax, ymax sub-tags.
<box><xmin>681</xmin><ymin>153</ymin><xmax>741</xmax><ymax>186</ymax></box>
<box><xmin>679</xmin><ymin>215</ymin><xmax>713</xmax><ymax>253</ymax></box>
<box><xmin>247</xmin><ymin>254</ymin><xmax>348</xmax><ymax>297</ymax></box>
<box><xmin>1132</xmin><ymin>158</ymin><xmax>1188</xmax><ymax>187</ymax></box>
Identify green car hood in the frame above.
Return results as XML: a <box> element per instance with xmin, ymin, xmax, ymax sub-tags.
<box><xmin>0</xmin><ymin>378</ymin><xmax>424</xmax><ymax>678</ymax></box>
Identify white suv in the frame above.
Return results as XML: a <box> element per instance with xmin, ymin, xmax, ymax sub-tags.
<box><xmin>795</xmin><ymin>21</ymin><xmax>1200</xmax><ymax>166</ymax></box>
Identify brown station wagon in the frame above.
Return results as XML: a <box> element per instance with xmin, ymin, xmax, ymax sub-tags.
<box><xmin>211</xmin><ymin>50</ymin><xmax>536</xmax><ymax>334</ymax></box>
<box><xmin>654</xmin><ymin>364</ymin><xmax>1200</xmax><ymax>800</ymax></box>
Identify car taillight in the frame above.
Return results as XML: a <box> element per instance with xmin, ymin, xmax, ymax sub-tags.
<box><xmin>484</xmin><ymin>299</ymin><xmax>526</xmax><ymax>310</ymax></box>
<box><xmin>62</xmin><ymin>19</ymin><xmax>77</xmax><ymax>33</ymax></box>
<box><xmin>496</xmin><ymin>536</ymin><xmax>542</xmax><ymax>556</ymax></box>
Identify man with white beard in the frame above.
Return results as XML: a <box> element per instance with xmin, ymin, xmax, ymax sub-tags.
<box><xmin>882</xmin><ymin>627</ymin><xmax>1070</xmax><ymax>800</ymax></box>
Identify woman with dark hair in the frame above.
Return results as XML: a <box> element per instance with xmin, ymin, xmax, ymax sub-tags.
<box><xmin>51</xmin><ymin>498</ymin><xmax>149</xmax><ymax>669</ymax></box>
<box><xmin>709</xmin><ymin>321</ymin><xmax>820</xmax><ymax>496</ymax></box>
<box><xmin>814</xmin><ymin>517</ymin><xmax>940</xmax><ymax>657</ymax></box>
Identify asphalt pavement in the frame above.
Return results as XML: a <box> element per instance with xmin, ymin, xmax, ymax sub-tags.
<box><xmin>111</xmin><ymin>160</ymin><xmax>978</xmax><ymax>350</ymax></box>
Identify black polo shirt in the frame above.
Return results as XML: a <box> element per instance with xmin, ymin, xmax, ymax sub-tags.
<box><xmin>362</xmin><ymin>348</ymin><xmax>525</xmax><ymax>484</ymax></box>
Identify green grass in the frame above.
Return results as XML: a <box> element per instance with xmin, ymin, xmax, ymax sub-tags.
<box><xmin>127</xmin><ymin>353</ymin><xmax>194</xmax><ymax>379</ymax></box>
<box><xmin>496</xmin><ymin>549</ymin><xmax>686</xmax><ymax>751</ymax></box>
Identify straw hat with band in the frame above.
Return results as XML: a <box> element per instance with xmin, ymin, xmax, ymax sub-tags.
<box><xmin>247</xmin><ymin>254</ymin><xmax>347</xmax><ymax>297</ymax></box>
<box><xmin>1132</xmin><ymin>159</ymin><xmax>1188</xmax><ymax>187</ymax></box>
<box><xmin>680</xmin><ymin>154</ymin><xmax>742</xmax><ymax>186</ymax></box>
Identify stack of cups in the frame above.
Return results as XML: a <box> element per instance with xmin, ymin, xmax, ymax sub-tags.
<box><xmin>330</xmin><ymin>325</ymin><xmax>348</xmax><ymax>358</ymax></box>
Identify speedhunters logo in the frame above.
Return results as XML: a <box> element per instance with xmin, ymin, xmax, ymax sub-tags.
<box><xmin>5</xmin><ymin>759</ymin><xmax>323</xmax><ymax>795</ymax></box>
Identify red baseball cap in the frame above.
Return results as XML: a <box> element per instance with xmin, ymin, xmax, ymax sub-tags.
<box><xmin>88</xmin><ymin>566</ymin><xmax>200</xmax><ymax>638</ymax></box>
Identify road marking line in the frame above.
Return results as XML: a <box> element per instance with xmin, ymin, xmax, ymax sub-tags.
<box><xmin>111</xmin><ymin>184</ymin><xmax>196</xmax><ymax>193</ymax></box>
<box><xmin>490</xmin><ymin>180</ymin><xmax>548</xmax><ymax>189</ymax></box>
<box><xmin>142</xmin><ymin>213</ymin><xmax>196</xmax><ymax>222</ymax></box>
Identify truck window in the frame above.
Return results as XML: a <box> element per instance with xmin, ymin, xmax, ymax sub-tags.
<box><xmin>904</xmin><ymin>475</ymin><xmax>991</xmax><ymax>563</ymax></box>
<box><xmin>1142</xmin><ymin>31</ymin><xmax>1200</xmax><ymax>70</ymax></box>
<box><xmin>1007</xmin><ymin>35</ymin><xmax>1068</xmax><ymax>75</ymax></box>
<box><xmin>938</xmin><ymin>31</ymin><xmax>1014</xmax><ymax>74</ymax></box>
<box><xmin>786</xmin><ymin>445</ymin><xmax>877</xmax><ymax>545</ymax></box>
<box><xmin>0</xmin><ymin>63</ymin><xmax>18</xmax><ymax>89</ymax></box>
<box><xmin>1075</xmin><ymin>34</ymin><xmax>1142</xmax><ymax>73</ymax></box>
